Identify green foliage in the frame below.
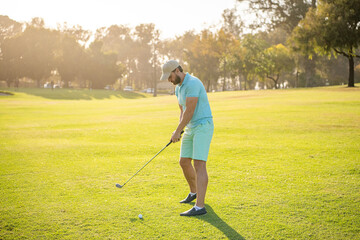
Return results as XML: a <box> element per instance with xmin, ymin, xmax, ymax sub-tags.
<box><xmin>221</xmin><ymin>8</ymin><xmax>244</xmax><ymax>39</ymax></box>
<box><xmin>84</xmin><ymin>41</ymin><xmax>123</xmax><ymax>89</ymax></box>
<box><xmin>217</xmin><ymin>29</ymin><xmax>240</xmax><ymax>91</ymax></box>
<box><xmin>236</xmin><ymin>34</ymin><xmax>269</xmax><ymax>90</ymax></box>
<box><xmin>258</xmin><ymin>44</ymin><xmax>295</xmax><ymax>88</ymax></box>
<box><xmin>238</xmin><ymin>0</ymin><xmax>314</xmax><ymax>32</ymax></box>
<box><xmin>0</xmin><ymin>15</ymin><xmax>22</xmax><ymax>44</ymax></box>
<box><xmin>318</xmin><ymin>0</ymin><xmax>360</xmax><ymax>50</ymax></box>
<box><xmin>98</xmin><ymin>24</ymin><xmax>161</xmax><ymax>91</ymax></box>
<box><xmin>291</xmin><ymin>0</ymin><xmax>360</xmax><ymax>86</ymax></box>
<box><xmin>185</xmin><ymin>30</ymin><xmax>221</xmax><ymax>91</ymax></box>
<box><xmin>292</xmin><ymin>0</ymin><xmax>360</xmax><ymax>56</ymax></box>
<box><xmin>13</xmin><ymin>27</ymin><xmax>58</xmax><ymax>87</ymax></box>
<box><xmin>0</xmin><ymin>35</ymin><xmax>24</xmax><ymax>87</ymax></box>
<box><xmin>56</xmin><ymin>35</ymin><xmax>86</xmax><ymax>88</ymax></box>
<box><xmin>1</xmin><ymin>6</ymin><xmax>358</xmax><ymax>91</ymax></box>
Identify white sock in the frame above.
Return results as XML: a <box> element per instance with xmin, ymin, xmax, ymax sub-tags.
<box><xmin>194</xmin><ymin>205</ymin><xmax>204</xmax><ymax>211</ymax></box>
<box><xmin>189</xmin><ymin>192</ymin><xmax>196</xmax><ymax>196</ymax></box>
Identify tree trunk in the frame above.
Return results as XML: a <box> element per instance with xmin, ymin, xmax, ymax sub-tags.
<box><xmin>153</xmin><ymin>47</ymin><xmax>157</xmax><ymax>97</ymax></box>
<box><xmin>6</xmin><ymin>79</ymin><xmax>12</xmax><ymax>87</ymax></box>
<box><xmin>312</xmin><ymin>0</ymin><xmax>316</xmax><ymax>8</ymax></box>
<box><xmin>63</xmin><ymin>80</ymin><xmax>69</xmax><ymax>88</ymax></box>
<box><xmin>244</xmin><ymin>73</ymin><xmax>247</xmax><ymax>91</ymax></box>
<box><xmin>153</xmin><ymin>64</ymin><xmax>157</xmax><ymax>97</ymax></box>
<box><xmin>222</xmin><ymin>59</ymin><xmax>226</xmax><ymax>91</ymax></box>
<box><xmin>238</xmin><ymin>75</ymin><xmax>242</xmax><ymax>90</ymax></box>
<box><xmin>267</xmin><ymin>73</ymin><xmax>279</xmax><ymax>89</ymax></box>
<box><xmin>348</xmin><ymin>53</ymin><xmax>355</xmax><ymax>87</ymax></box>
<box><xmin>295</xmin><ymin>70</ymin><xmax>299</xmax><ymax>88</ymax></box>
<box><xmin>206</xmin><ymin>73</ymin><xmax>211</xmax><ymax>92</ymax></box>
<box><xmin>304</xmin><ymin>57</ymin><xmax>316</xmax><ymax>87</ymax></box>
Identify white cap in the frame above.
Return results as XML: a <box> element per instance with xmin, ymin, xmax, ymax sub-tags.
<box><xmin>160</xmin><ymin>60</ymin><xmax>180</xmax><ymax>81</ymax></box>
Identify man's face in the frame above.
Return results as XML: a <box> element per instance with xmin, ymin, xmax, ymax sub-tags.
<box><xmin>168</xmin><ymin>71</ymin><xmax>181</xmax><ymax>85</ymax></box>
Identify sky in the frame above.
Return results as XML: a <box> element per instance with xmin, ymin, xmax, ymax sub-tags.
<box><xmin>0</xmin><ymin>0</ymin><xmax>250</xmax><ymax>39</ymax></box>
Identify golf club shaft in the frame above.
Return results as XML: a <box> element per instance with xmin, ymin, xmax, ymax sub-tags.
<box><xmin>121</xmin><ymin>141</ymin><xmax>171</xmax><ymax>187</ymax></box>
<box><xmin>119</xmin><ymin>130</ymin><xmax>184</xmax><ymax>187</ymax></box>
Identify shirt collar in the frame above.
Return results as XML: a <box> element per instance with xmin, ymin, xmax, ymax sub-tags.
<box><xmin>180</xmin><ymin>73</ymin><xmax>190</xmax><ymax>87</ymax></box>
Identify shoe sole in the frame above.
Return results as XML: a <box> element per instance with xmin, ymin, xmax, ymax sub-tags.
<box><xmin>179</xmin><ymin>200</ymin><xmax>196</xmax><ymax>203</ymax></box>
<box><xmin>180</xmin><ymin>212</ymin><xmax>207</xmax><ymax>216</ymax></box>
<box><xmin>180</xmin><ymin>208</ymin><xmax>207</xmax><ymax>216</ymax></box>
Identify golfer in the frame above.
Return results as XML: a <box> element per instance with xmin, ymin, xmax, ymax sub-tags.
<box><xmin>160</xmin><ymin>60</ymin><xmax>214</xmax><ymax>216</ymax></box>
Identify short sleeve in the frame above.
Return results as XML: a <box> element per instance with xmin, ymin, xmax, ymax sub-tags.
<box><xmin>185</xmin><ymin>81</ymin><xmax>201</xmax><ymax>97</ymax></box>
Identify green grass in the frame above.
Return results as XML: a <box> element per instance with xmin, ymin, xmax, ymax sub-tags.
<box><xmin>1</xmin><ymin>86</ymin><xmax>359</xmax><ymax>239</ymax></box>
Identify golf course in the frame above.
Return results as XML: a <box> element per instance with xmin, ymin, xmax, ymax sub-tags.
<box><xmin>0</xmin><ymin>86</ymin><xmax>359</xmax><ymax>239</ymax></box>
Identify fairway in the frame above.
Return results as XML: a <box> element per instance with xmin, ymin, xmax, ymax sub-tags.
<box><xmin>1</xmin><ymin>86</ymin><xmax>359</xmax><ymax>239</ymax></box>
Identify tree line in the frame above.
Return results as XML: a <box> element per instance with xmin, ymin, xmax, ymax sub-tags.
<box><xmin>0</xmin><ymin>0</ymin><xmax>359</xmax><ymax>94</ymax></box>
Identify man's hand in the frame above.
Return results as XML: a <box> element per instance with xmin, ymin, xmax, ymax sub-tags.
<box><xmin>171</xmin><ymin>130</ymin><xmax>182</xmax><ymax>143</ymax></box>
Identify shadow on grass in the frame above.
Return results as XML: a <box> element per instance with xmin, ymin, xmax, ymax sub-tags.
<box><xmin>6</xmin><ymin>88</ymin><xmax>147</xmax><ymax>100</ymax></box>
<box><xmin>0</xmin><ymin>90</ymin><xmax>14</xmax><ymax>96</ymax></box>
<box><xmin>194</xmin><ymin>204</ymin><xmax>246</xmax><ymax>240</ymax></box>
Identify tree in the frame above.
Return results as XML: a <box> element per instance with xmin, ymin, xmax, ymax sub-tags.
<box><xmin>217</xmin><ymin>29</ymin><xmax>239</xmax><ymax>91</ymax></box>
<box><xmin>185</xmin><ymin>30</ymin><xmax>220</xmax><ymax>92</ymax></box>
<box><xmin>237</xmin><ymin>34</ymin><xmax>268</xmax><ymax>90</ymax></box>
<box><xmin>257</xmin><ymin>44</ymin><xmax>295</xmax><ymax>88</ymax></box>
<box><xmin>238</xmin><ymin>0</ymin><xmax>316</xmax><ymax>32</ymax></box>
<box><xmin>161</xmin><ymin>30</ymin><xmax>197</xmax><ymax>69</ymax></box>
<box><xmin>0</xmin><ymin>36</ymin><xmax>24</xmax><ymax>87</ymax></box>
<box><xmin>56</xmin><ymin>23</ymin><xmax>91</xmax><ymax>46</ymax></box>
<box><xmin>239</xmin><ymin>0</ymin><xmax>321</xmax><ymax>88</ymax></box>
<box><xmin>221</xmin><ymin>8</ymin><xmax>244</xmax><ymax>39</ymax></box>
<box><xmin>291</xmin><ymin>0</ymin><xmax>360</xmax><ymax>87</ymax></box>
<box><xmin>56</xmin><ymin>34</ymin><xmax>86</xmax><ymax>88</ymax></box>
<box><xmin>150</xmin><ymin>28</ymin><xmax>161</xmax><ymax>96</ymax></box>
<box><xmin>83</xmin><ymin>41</ymin><xmax>123</xmax><ymax>89</ymax></box>
<box><xmin>133</xmin><ymin>24</ymin><xmax>159</xmax><ymax>91</ymax></box>
<box><xmin>0</xmin><ymin>15</ymin><xmax>22</xmax><ymax>45</ymax></box>
<box><xmin>99</xmin><ymin>25</ymin><xmax>137</xmax><ymax>89</ymax></box>
<box><xmin>0</xmin><ymin>16</ymin><xmax>23</xmax><ymax>87</ymax></box>
<box><xmin>227</xmin><ymin>39</ymin><xmax>244</xmax><ymax>90</ymax></box>
<box><xmin>17</xmin><ymin>25</ymin><xmax>58</xmax><ymax>87</ymax></box>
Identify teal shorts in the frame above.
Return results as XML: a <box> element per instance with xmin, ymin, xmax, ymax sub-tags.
<box><xmin>180</xmin><ymin>120</ymin><xmax>214</xmax><ymax>161</ymax></box>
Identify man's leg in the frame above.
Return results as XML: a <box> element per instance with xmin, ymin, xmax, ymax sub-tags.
<box><xmin>179</xmin><ymin>157</ymin><xmax>197</xmax><ymax>193</ymax></box>
<box><xmin>179</xmin><ymin>159</ymin><xmax>208</xmax><ymax>216</ymax></box>
<box><xmin>180</xmin><ymin>122</ymin><xmax>212</xmax><ymax>216</ymax></box>
<box><xmin>193</xmin><ymin>160</ymin><xmax>208</xmax><ymax>208</ymax></box>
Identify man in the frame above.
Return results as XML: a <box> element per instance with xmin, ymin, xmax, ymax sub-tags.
<box><xmin>160</xmin><ymin>60</ymin><xmax>214</xmax><ymax>216</ymax></box>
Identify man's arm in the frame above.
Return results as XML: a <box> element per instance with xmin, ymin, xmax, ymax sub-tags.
<box><xmin>171</xmin><ymin>97</ymin><xmax>198</xmax><ymax>142</ymax></box>
<box><xmin>179</xmin><ymin>104</ymin><xmax>183</xmax><ymax>122</ymax></box>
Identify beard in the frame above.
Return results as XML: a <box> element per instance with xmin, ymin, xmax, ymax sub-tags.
<box><xmin>173</xmin><ymin>74</ymin><xmax>181</xmax><ymax>85</ymax></box>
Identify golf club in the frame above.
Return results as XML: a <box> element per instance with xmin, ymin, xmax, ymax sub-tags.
<box><xmin>116</xmin><ymin>131</ymin><xmax>184</xmax><ymax>189</ymax></box>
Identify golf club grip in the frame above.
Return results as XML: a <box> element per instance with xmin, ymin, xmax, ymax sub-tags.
<box><xmin>167</xmin><ymin>130</ymin><xmax>185</xmax><ymax>146</ymax></box>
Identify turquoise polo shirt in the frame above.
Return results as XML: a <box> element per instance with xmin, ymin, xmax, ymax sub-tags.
<box><xmin>175</xmin><ymin>73</ymin><xmax>213</xmax><ymax>128</ymax></box>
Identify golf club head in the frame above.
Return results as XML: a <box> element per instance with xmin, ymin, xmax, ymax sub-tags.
<box><xmin>115</xmin><ymin>183</ymin><xmax>123</xmax><ymax>188</ymax></box>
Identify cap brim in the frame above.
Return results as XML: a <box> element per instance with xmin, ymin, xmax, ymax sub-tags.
<box><xmin>160</xmin><ymin>72</ymin><xmax>170</xmax><ymax>81</ymax></box>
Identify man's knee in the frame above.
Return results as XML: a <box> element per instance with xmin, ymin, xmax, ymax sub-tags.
<box><xmin>179</xmin><ymin>157</ymin><xmax>192</xmax><ymax>168</ymax></box>
<box><xmin>193</xmin><ymin>159</ymin><xmax>206</xmax><ymax>172</ymax></box>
